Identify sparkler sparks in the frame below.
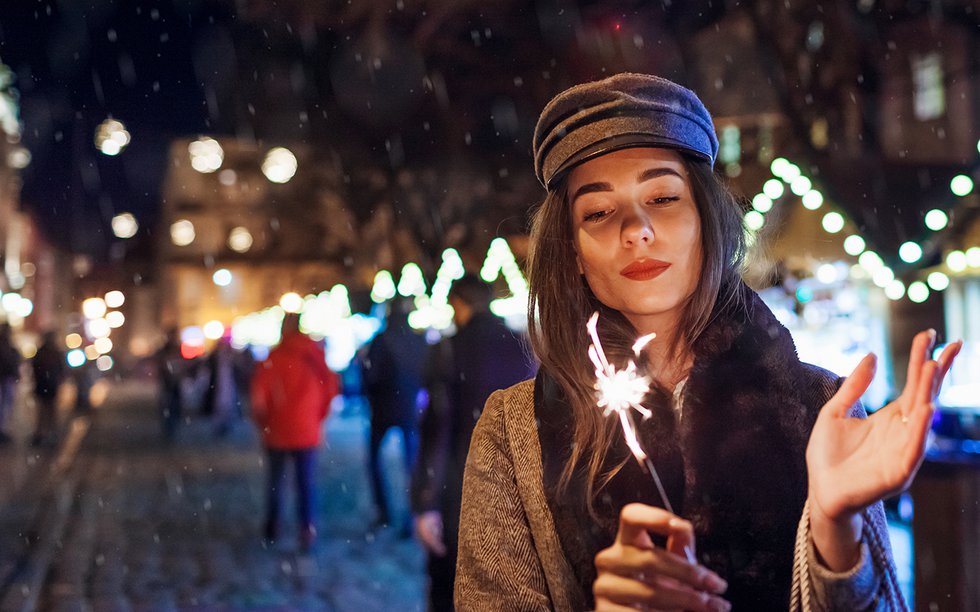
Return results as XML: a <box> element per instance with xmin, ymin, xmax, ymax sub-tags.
<box><xmin>586</xmin><ymin>312</ymin><xmax>674</xmax><ymax>513</ymax></box>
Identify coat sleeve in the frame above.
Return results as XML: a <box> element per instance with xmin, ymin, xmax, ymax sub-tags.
<box><xmin>455</xmin><ymin>391</ymin><xmax>552</xmax><ymax>611</ymax></box>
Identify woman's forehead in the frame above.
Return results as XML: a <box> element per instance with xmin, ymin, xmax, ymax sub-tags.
<box><xmin>567</xmin><ymin>147</ymin><xmax>688</xmax><ymax>190</ymax></box>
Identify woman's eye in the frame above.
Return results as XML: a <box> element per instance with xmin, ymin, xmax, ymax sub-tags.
<box><xmin>646</xmin><ymin>196</ymin><xmax>679</xmax><ymax>206</ymax></box>
<box><xmin>583</xmin><ymin>210</ymin><xmax>608</xmax><ymax>223</ymax></box>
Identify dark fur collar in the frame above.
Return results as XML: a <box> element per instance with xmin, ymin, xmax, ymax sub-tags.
<box><xmin>535</xmin><ymin>284</ymin><xmax>830</xmax><ymax>609</ymax></box>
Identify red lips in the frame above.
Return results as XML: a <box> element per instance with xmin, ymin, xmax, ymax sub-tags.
<box><xmin>620</xmin><ymin>258</ymin><xmax>671</xmax><ymax>281</ymax></box>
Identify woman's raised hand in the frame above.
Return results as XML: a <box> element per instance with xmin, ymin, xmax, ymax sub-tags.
<box><xmin>806</xmin><ymin>331</ymin><xmax>961</xmax><ymax>541</ymax></box>
<box><xmin>593</xmin><ymin>503</ymin><xmax>730</xmax><ymax>612</ymax></box>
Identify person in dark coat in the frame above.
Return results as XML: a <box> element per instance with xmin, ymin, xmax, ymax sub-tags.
<box><xmin>31</xmin><ymin>331</ymin><xmax>65</xmax><ymax>447</ymax></box>
<box><xmin>0</xmin><ymin>323</ymin><xmax>20</xmax><ymax>444</ymax></box>
<box><xmin>362</xmin><ymin>297</ymin><xmax>429</xmax><ymax>533</ymax></box>
<box><xmin>411</xmin><ymin>274</ymin><xmax>536</xmax><ymax>611</ymax></box>
<box><xmin>154</xmin><ymin>328</ymin><xmax>186</xmax><ymax>440</ymax></box>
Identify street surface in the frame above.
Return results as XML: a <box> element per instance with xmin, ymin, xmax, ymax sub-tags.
<box><xmin>0</xmin><ymin>380</ymin><xmax>426</xmax><ymax>611</ymax></box>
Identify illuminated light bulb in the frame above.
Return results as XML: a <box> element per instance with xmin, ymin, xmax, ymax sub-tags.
<box><xmin>67</xmin><ymin>349</ymin><xmax>86</xmax><ymax>368</ymax></box>
<box><xmin>859</xmin><ymin>251</ymin><xmax>884</xmax><ymax>272</ymax></box>
<box><xmin>744</xmin><ymin>211</ymin><xmax>765</xmax><ymax>231</ymax></box>
<box><xmin>262</xmin><ymin>147</ymin><xmax>298</xmax><ymax>184</ymax></box>
<box><xmin>188</xmin><ymin>137</ymin><xmax>224</xmax><ymax>173</ymax></box>
<box><xmin>966</xmin><ymin>247</ymin><xmax>980</xmax><ymax>268</ymax></box>
<box><xmin>884</xmin><ymin>280</ymin><xmax>906</xmax><ymax>301</ymax></box>
<box><xmin>15</xmin><ymin>298</ymin><xmax>33</xmax><ymax>318</ymax></box>
<box><xmin>770</xmin><ymin>157</ymin><xmax>790</xmax><ymax>177</ymax></box>
<box><xmin>94</xmin><ymin>337</ymin><xmax>113</xmax><ymax>354</ymax></box>
<box><xmin>111</xmin><ymin>213</ymin><xmax>138</xmax><ymax>239</ymax></box>
<box><xmin>872</xmin><ymin>266</ymin><xmax>895</xmax><ymax>288</ymax></box>
<box><xmin>95</xmin><ymin>118</ymin><xmax>130</xmax><ymax>156</ymax></box>
<box><xmin>899</xmin><ymin>241</ymin><xmax>922</xmax><ymax>264</ymax></box>
<box><xmin>106</xmin><ymin>311</ymin><xmax>125</xmax><ymax>328</ymax></box>
<box><xmin>371</xmin><ymin>270</ymin><xmax>397</xmax><ymax>303</ymax></box>
<box><xmin>950</xmin><ymin>174</ymin><xmax>974</xmax><ymax>197</ymax></box>
<box><xmin>843</xmin><ymin>235</ymin><xmax>866</xmax><ymax>256</ymax></box>
<box><xmin>82</xmin><ymin>297</ymin><xmax>108</xmax><ymax>319</ymax></box>
<box><xmin>279</xmin><ymin>292</ymin><xmax>303</xmax><ymax>313</ymax></box>
<box><xmin>790</xmin><ymin>176</ymin><xmax>812</xmax><ymax>196</ymax></box>
<box><xmin>907</xmin><ymin>281</ymin><xmax>929</xmax><ymax>303</ymax></box>
<box><xmin>751</xmin><ymin>194</ymin><xmax>773</xmax><ymax>213</ymax></box>
<box><xmin>781</xmin><ymin>163</ymin><xmax>802</xmax><ymax>183</ymax></box>
<box><xmin>212</xmin><ymin>268</ymin><xmax>233</xmax><ymax>287</ymax></box>
<box><xmin>924</xmin><ymin>209</ymin><xmax>948</xmax><ymax>232</ymax></box>
<box><xmin>86</xmin><ymin>318</ymin><xmax>111</xmax><ymax>339</ymax></box>
<box><xmin>802</xmin><ymin>189</ymin><xmax>824</xmax><ymax>210</ymax></box>
<box><xmin>105</xmin><ymin>290</ymin><xmax>125</xmax><ymax>308</ymax></box>
<box><xmin>66</xmin><ymin>333</ymin><xmax>83</xmax><ymax>349</ymax></box>
<box><xmin>171</xmin><ymin>219</ymin><xmax>196</xmax><ymax>246</ymax></box>
<box><xmin>816</xmin><ymin>263</ymin><xmax>838</xmax><ymax>284</ymax></box>
<box><xmin>927</xmin><ymin>271</ymin><xmax>950</xmax><ymax>291</ymax></box>
<box><xmin>228</xmin><ymin>226</ymin><xmax>253</xmax><ymax>253</ymax></box>
<box><xmin>397</xmin><ymin>263</ymin><xmax>426</xmax><ymax>297</ymax></box>
<box><xmin>821</xmin><ymin>212</ymin><xmax>845</xmax><ymax>234</ymax></box>
<box><xmin>203</xmin><ymin>320</ymin><xmax>225</xmax><ymax>340</ymax></box>
<box><xmin>946</xmin><ymin>250</ymin><xmax>967</xmax><ymax>272</ymax></box>
<box><xmin>763</xmin><ymin>179</ymin><xmax>785</xmax><ymax>199</ymax></box>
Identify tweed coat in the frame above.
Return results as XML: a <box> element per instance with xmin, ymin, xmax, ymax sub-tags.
<box><xmin>455</xmin><ymin>289</ymin><xmax>904</xmax><ymax>611</ymax></box>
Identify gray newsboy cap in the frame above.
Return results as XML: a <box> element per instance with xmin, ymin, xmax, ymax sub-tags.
<box><xmin>533</xmin><ymin>73</ymin><xmax>718</xmax><ymax>190</ymax></box>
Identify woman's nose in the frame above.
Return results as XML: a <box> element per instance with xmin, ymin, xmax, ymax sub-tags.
<box><xmin>622</xmin><ymin>209</ymin><xmax>655</xmax><ymax>247</ymax></box>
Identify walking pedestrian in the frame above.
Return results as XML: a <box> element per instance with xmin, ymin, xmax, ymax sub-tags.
<box><xmin>31</xmin><ymin>330</ymin><xmax>65</xmax><ymax>447</ymax></box>
<box><xmin>455</xmin><ymin>72</ymin><xmax>962</xmax><ymax>610</ymax></box>
<box><xmin>411</xmin><ymin>275</ymin><xmax>535</xmax><ymax>611</ymax></box>
<box><xmin>362</xmin><ymin>297</ymin><xmax>428</xmax><ymax>535</ymax></box>
<box><xmin>0</xmin><ymin>323</ymin><xmax>20</xmax><ymax>444</ymax></box>
<box><xmin>251</xmin><ymin>313</ymin><xmax>339</xmax><ymax>549</ymax></box>
<box><xmin>203</xmin><ymin>336</ymin><xmax>243</xmax><ymax>438</ymax></box>
<box><xmin>154</xmin><ymin>328</ymin><xmax>186</xmax><ymax>440</ymax></box>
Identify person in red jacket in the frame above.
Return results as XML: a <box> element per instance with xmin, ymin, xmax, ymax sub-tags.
<box><xmin>251</xmin><ymin>313</ymin><xmax>339</xmax><ymax>549</ymax></box>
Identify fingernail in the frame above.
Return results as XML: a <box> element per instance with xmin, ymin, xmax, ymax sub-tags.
<box><xmin>706</xmin><ymin>573</ymin><xmax>728</xmax><ymax>593</ymax></box>
<box><xmin>708</xmin><ymin>598</ymin><xmax>731</xmax><ymax>612</ymax></box>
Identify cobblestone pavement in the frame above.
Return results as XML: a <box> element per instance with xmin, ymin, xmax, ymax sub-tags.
<box><xmin>0</xmin><ymin>380</ymin><xmax>427</xmax><ymax>611</ymax></box>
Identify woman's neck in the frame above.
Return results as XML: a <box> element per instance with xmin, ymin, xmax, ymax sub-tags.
<box><xmin>641</xmin><ymin>329</ymin><xmax>693</xmax><ymax>390</ymax></box>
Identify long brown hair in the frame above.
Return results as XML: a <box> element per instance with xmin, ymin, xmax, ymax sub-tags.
<box><xmin>526</xmin><ymin>157</ymin><xmax>746</xmax><ymax>513</ymax></box>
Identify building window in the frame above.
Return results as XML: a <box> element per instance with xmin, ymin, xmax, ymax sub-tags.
<box><xmin>911</xmin><ymin>52</ymin><xmax>945</xmax><ymax>121</ymax></box>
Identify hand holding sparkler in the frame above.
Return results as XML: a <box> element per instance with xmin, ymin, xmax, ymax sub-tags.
<box><xmin>593</xmin><ymin>504</ymin><xmax>730</xmax><ymax>611</ymax></box>
<box><xmin>588</xmin><ymin>313</ymin><xmax>730</xmax><ymax>610</ymax></box>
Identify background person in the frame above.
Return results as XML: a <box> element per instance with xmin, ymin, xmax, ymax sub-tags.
<box><xmin>411</xmin><ymin>274</ymin><xmax>535</xmax><ymax>611</ymax></box>
<box><xmin>251</xmin><ymin>313</ymin><xmax>339</xmax><ymax>549</ymax></box>
<box><xmin>362</xmin><ymin>297</ymin><xmax>428</xmax><ymax>534</ymax></box>
<box><xmin>31</xmin><ymin>330</ymin><xmax>66</xmax><ymax>447</ymax></box>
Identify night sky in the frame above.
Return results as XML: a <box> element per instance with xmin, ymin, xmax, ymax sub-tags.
<box><xmin>0</xmin><ymin>0</ymin><xmax>229</xmax><ymax>257</ymax></box>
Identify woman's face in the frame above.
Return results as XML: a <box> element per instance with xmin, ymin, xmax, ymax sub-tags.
<box><xmin>568</xmin><ymin>147</ymin><xmax>703</xmax><ymax>335</ymax></box>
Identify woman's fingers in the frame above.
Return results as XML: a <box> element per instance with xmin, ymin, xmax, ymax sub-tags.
<box><xmin>825</xmin><ymin>353</ymin><xmax>876</xmax><ymax>419</ymax></box>
<box><xmin>935</xmin><ymin>341</ymin><xmax>962</xmax><ymax>395</ymax></box>
<box><xmin>595</xmin><ymin>545</ymin><xmax>726</xmax><ymax>593</ymax></box>
<box><xmin>904</xmin><ymin>330</ymin><xmax>935</xmax><ymax>401</ymax></box>
<box><xmin>593</xmin><ymin>572</ymin><xmax>728</xmax><ymax>611</ymax></box>
<box><xmin>616</xmin><ymin>503</ymin><xmax>684</xmax><ymax>546</ymax></box>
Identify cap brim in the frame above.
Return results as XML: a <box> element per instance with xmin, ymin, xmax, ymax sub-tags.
<box><xmin>547</xmin><ymin>133</ymin><xmax>712</xmax><ymax>190</ymax></box>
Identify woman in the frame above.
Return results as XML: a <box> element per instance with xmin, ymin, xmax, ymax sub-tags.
<box><xmin>455</xmin><ymin>73</ymin><xmax>961</xmax><ymax>610</ymax></box>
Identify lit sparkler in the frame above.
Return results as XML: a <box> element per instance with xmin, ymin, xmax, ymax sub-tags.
<box><xmin>586</xmin><ymin>312</ymin><xmax>675</xmax><ymax>514</ymax></box>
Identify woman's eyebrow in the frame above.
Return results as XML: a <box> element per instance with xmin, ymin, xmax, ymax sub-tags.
<box><xmin>571</xmin><ymin>181</ymin><xmax>612</xmax><ymax>205</ymax></box>
<box><xmin>637</xmin><ymin>167</ymin><xmax>684</xmax><ymax>183</ymax></box>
